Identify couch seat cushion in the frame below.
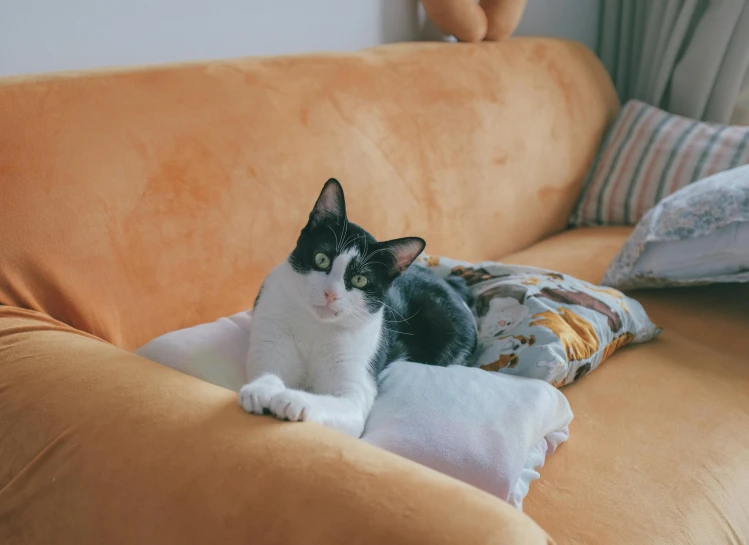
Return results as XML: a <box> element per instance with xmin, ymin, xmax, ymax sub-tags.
<box><xmin>503</xmin><ymin>227</ymin><xmax>749</xmax><ymax>545</ymax></box>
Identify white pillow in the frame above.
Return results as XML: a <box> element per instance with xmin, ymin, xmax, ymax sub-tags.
<box><xmin>362</xmin><ymin>361</ymin><xmax>572</xmax><ymax>509</ymax></box>
<box><xmin>135</xmin><ymin>311</ymin><xmax>251</xmax><ymax>391</ymax></box>
<box><xmin>135</xmin><ymin>315</ymin><xmax>572</xmax><ymax>510</ymax></box>
<box><xmin>604</xmin><ymin>165</ymin><xmax>749</xmax><ymax>290</ymax></box>
<box><xmin>633</xmin><ymin>221</ymin><xmax>749</xmax><ymax>279</ymax></box>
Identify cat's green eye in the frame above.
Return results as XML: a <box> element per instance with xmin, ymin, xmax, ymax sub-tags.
<box><xmin>351</xmin><ymin>275</ymin><xmax>368</xmax><ymax>289</ymax></box>
<box><xmin>314</xmin><ymin>252</ymin><xmax>331</xmax><ymax>270</ymax></box>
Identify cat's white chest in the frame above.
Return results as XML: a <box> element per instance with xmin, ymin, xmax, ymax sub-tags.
<box><xmin>289</xmin><ymin>317</ymin><xmax>337</xmax><ymax>368</ymax></box>
<box><xmin>288</xmin><ymin>310</ymin><xmax>382</xmax><ymax>392</ymax></box>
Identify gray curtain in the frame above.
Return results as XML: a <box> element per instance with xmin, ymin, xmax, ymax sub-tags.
<box><xmin>599</xmin><ymin>0</ymin><xmax>749</xmax><ymax>124</ymax></box>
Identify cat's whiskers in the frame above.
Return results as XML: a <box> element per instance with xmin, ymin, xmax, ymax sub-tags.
<box><xmin>340</xmin><ymin>229</ymin><xmax>358</xmax><ymax>251</ymax></box>
<box><xmin>361</xmin><ymin>247</ymin><xmax>394</xmax><ymax>267</ymax></box>
<box><xmin>362</xmin><ymin>234</ymin><xmax>369</xmax><ymax>261</ymax></box>
<box><xmin>361</xmin><ymin>261</ymin><xmax>387</xmax><ymax>270</ymax></box>
<box><xmin>361</xmin><ymin>315</ymin><xmax>411</xmax><ymax>336</ymax></box>
<box><xmin>380</xmin><ymin>301</ymin><xmax>412</xmax><ymax>324</ymax></box>
<box><xmin>337</xmin><ymin>221</ymin><xmax>348</xmax><ymax>253</ymax></box>
<box><xmin>381</xmin><ymin>325</ymin><xmax>413</xmax><ymax>336</ymax></box>
<box><xmin>348</xmin><ymin>308</ymin><xmax>376</xmax><ymax>328</ymax></box>
<box><xmin>328</xmin><ymin>225</ymin><xmax>341</xmax><ymax>251</ymax></box>
<box><xmin>343</xmin><ymin>235</ymin><xmax>356</xmax><ymax>248</ymax></box>
<box><xmin>347</xmin><ymin>307</ymin><xmax>413</xmax><ymax>336</ymax></box>
<box><xmin>382</xmin><ymin>307</ymin><xmax>421</xmax><ymax>324</ymax></box>
<box><xmin>349</xmin><ymin>309</ymin><xmax>368</xmax><ymax>323</ymax></box>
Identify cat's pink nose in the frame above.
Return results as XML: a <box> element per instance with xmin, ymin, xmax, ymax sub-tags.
<box><xmin>324</xmin><ymin>289</ymin><xmax>340</xmax><ymax>304</ymax></box>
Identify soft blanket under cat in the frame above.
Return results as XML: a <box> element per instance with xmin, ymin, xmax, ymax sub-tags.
<box><xmin>135</xmin><ymin>310</ymin><xmax>572</xmax><ymax>509</ymax></box>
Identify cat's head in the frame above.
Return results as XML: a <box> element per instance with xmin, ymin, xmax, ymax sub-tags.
<box><xmin>288</xmin><ymin>179</ymin><xmax>425</xmax><ymax>325</ymax></box>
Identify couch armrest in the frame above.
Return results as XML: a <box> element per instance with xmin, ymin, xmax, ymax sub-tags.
<box><xmin>0</xmin><ymin>308</ymin><xmax>551</xmax><ymax>545</ymax></box>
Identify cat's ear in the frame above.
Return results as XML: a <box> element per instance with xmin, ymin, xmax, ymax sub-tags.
<box><xmin>308</xmin><ymin>178</ymin><xmax>346</xmax><ymax>228</ymax></box>
<box><xmin>380</xmin><ymin>237</ymin><xmax>426</xmax><ymax>277</ymax></box>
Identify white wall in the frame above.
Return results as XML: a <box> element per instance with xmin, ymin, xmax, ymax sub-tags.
<box><xmin>515</xmin><ymin>0</ymin><xmax>600</xmax><ymax>52</ymax></box>
<box><xmin>0</xmin><ymin>0</ymin><xmax>599</xmax><ymax>77</ymax></box>
<box><xmin>0</xmin><ymin>0</ymin><xmax>421</xmax><ymax>76</ymax></box>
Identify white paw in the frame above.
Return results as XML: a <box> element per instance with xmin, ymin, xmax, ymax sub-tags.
<box><xmin>268</xmin><ymin>389</ymin><xmax>318</xmax><ymax>422</ymax></box>
<box><xmin>238</xmin><ymin>374</ymin><xmax>285</xmax><ymax>415</ymax></box>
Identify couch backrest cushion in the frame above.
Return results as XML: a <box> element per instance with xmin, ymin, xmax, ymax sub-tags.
<box><xmin>0</xmin><ymin>38</ymin><xmax>618</xmax><ymax>348</ymax></box>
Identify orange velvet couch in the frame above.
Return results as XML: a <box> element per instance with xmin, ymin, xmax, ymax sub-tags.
<box><xmin>1</xmin><ymin>38</ymin><xmax>747</xmax><ymax>545</ymax></box>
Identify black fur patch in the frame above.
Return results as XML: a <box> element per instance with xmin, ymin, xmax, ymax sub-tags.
<box><xmin>370</xmin><ymin>266</ymin><xmax>477</xmax><ymax>376</ymax></box>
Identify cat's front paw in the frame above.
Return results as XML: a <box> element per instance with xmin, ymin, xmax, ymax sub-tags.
<box><xmin>238</xmin><ymin>374</ymin><xmax>285</xmax><ymax>415</ymax></box>
<box><xmin>268</xmin><ymin>389</ymin><xmax>318</xmax><ymax>422</ymax></box>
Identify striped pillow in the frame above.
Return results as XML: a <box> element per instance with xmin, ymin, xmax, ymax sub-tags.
<box><xmin>571</xmin><ymin>100</ymin><xmax>749</xmax><ymax>226</ymax></box>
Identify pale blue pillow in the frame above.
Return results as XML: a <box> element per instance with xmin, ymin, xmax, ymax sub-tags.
<box><xmin>603</xmin><ymin>165</ymin><xmax>749</xmax><ymax>290</ymax></box>
<box><xmin>415</xmin><ymin>256</ymin><xmax>661</xmax><ymax>388</ymax></box>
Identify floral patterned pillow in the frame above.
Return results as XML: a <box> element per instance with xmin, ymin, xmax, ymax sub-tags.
<box><xmin>603</xmin><ymin>165</ymin><xmax>749</xmax><ymax>290</ymax></box>
<box><xmin>415</xmin><ymin>255</ymin><xmax>662</xmax><ymax>388</ymax></box>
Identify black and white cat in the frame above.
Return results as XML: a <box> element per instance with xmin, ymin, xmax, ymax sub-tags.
<box><xmin>238</xmin><ymin>179</ymin><xmax>476</xmax><ymax>437</ymax></box>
